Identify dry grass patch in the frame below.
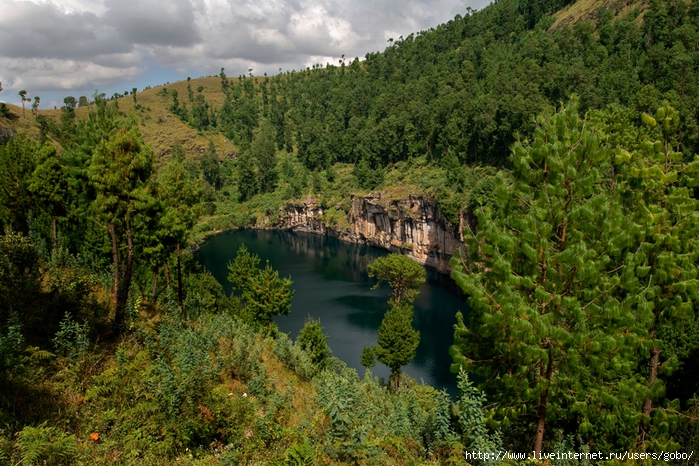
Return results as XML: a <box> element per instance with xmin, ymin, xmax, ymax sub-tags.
<box><xmin>549</xmin><ymin>0</ymin><xmax>649</xmax><ymax>31</ymax></box>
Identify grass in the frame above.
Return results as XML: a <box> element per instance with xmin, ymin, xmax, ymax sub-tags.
<box><xmin>550</xmin><ymin>0</ymin><xmax>650</xmax><ymax>31</ymax></box>
<box><xmin>5</xmin><ymin>75</ymin><xmax>245</xmax><ymax>168</ymax></box>
<box><xmin>0</xmin><ymin>104</ymin><xmax>43</xmax><ymax>140</ymax></box>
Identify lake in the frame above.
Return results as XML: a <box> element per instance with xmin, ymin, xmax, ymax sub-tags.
<box><xmin>197</xmin><ymin>229</ymin><xmax>468</xmax><ymax>394</ymax></box>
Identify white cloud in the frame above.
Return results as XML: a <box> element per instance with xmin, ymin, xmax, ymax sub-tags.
<box><xmin>1</xmin><ymin>57</ymin><xmax>144</xmax><ymax>91</ymax></box>
<box><xmin>43</xmin><ymin>0</ymin><xmax>108</xmax><ymax>14</ymax></box>
<box><xmin>0</xmin><ymin>0</ymin><xmax>489</xmax><ymax>105</ymax></box>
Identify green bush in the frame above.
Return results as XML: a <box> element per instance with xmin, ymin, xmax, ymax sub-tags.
<box><xmin>52</xmin><ymin>313</ymin><xmax>90</xmax><ymax>359</ymax></box>
<box><xmin>16</xmin><ymin>423</ymin><xmax>76</xmax><ymax>466</ymax></box>
<box><xmin>285</xmin><ymin>438</ymin><xmax>315</xmax><ymax>465</ymax></box>
<box><xmin>296</xmin><ymin>317</ymin><xmax>330</xmax><ymax>370</ymax></box>
<box><xmin>274</xmin><ymin>333</ymin><xmax>317</xmax><ymax>381</ymax></box>
<box><xmin>0</xmin><ymin>314</ymin><xmax>25</xmax><ymax>379</ymax></box>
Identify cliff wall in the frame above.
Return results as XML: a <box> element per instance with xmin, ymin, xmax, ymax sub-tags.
<box><xmin>275</xmin><ymin>194</ymin><xmax>466</xmax><ymax>273</ymax></box>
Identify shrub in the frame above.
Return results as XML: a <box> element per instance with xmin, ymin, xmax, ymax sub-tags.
<box><xmin>285</xmin><ymin>438</ymin><xmax>315</xmax><ymax>465</ymax></box>
<box><xmin>52</xmin><ymin>313</ymin><xmax>90</xmax><ymax>359</ymax></box>
<box><xmin>16</xmin><ymin>423</ymin><xmax>76</xmax><ymax>466</ymax></box>
<box><xmin>274</xmin><ymin>333</ymin><xmax>316</xmax><ymax>380</ymax></box>
<box><xmin>296</xmin><ymin>317</ymin><xmax>330</xmax><ymax>370</ymax></box>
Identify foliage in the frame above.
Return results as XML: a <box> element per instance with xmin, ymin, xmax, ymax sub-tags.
<box><xmin>227</xmin><ymin>245</ymin><xmax>293</xmax><ymax>328</ymax></box>
<box><xmin>296</xmin><ymin>316</ymin><xmax>331</xmax><ymax>370</ymax></box>
<box><xmin>16</xmin><ymin>423</ymin><xmax>76</xmax><ymax>466</ymax></box>
<box><xmin>52</xmin><ymin>313</ymin><xmax>90</xmax><ymax>360</ymax></box>
<box><xmin>273</xmin><ymin>332</ymin><xmax>317</xmax><ymax>380</ymax></box>
<box><xmin>284</xmin><ymin>438</ymin><xmax>315</xmax><ymax>465</ymax></box>
<box><xmin>375</xmin><ymin>302</ymin><xmax>420</xmax><ymax>391</ymax></box>
<box><xmin>450</xmin><ymin>101</ymin><xmax>656</xmax><ymax>453</ymax></box>
<box><xmin>455</xmin><ymin>370</ymin><xmax>502</xmax><ymax>463</ymax></box>
<box><xmin>0</xmin><ymin>314</ymin><xmax>25</xmax><ymax>380</ymax></box>
<box><xmin>245</xmin><ymin>262</ymin><xmax>293</xmax><ymax>328</ymax></box>
<box><xmin>368</xmin><ymin>253</ymin><xmax>426</xmax><ymax>306</ymax></box>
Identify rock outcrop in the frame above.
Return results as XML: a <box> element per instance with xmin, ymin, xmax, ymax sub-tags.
<box><xmin>275</xmin><ymin>194</ymin><xmax>466</xmax><ymax>273</ymax></box>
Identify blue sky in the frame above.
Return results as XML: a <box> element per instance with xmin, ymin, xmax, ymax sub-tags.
<box><xmin>1</xmin><ymin>0</ymin><xmax>491</xmax><ymax>109</ymax></box>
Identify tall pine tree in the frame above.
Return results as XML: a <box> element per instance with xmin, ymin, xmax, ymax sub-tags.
<box><xmin>451</xmin><ymin>101</ymin><xmax>649</xmax><ymax>454</ymax></box>
<box><xmin>86</xmin><ymin>100</ymin><xmax>155</xmax><ymax>334</ymax></box>
<box><xmin>617</xmin><ymin>102</ymin><xmax>699</xmax><ymax>447</ymax></box>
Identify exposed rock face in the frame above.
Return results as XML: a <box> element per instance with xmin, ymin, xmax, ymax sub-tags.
<box><xmin>0</xmin><ymin>127</ymin><xmax>14</xmax><ymax>145</ymax></box>
<box><xmin>276</xmin><ymin>194</ymin><xmax>466</xmax><ymax>273</ymax></box>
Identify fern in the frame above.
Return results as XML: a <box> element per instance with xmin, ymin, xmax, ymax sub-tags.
<box><xmin>285</xmin><ymin>438</ymin><xmax>315</xmax><ymax>465</ymax></box>
<box><xmin>26</xmin><ymin>346</ymin><xmax>55</xmax><ymax>361</ymax></box>
<box><xmin>17</xmin><ymin>423</ymin><xmax>77</xmax><ymax>466</ymax></box>
<box><xmin>0</xmin><ymin>314</ymin><xmax>26</xmax><ymax>377</ymax></box>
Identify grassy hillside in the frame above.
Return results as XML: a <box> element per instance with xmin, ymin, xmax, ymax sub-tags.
<box><xmin>2</xmin><ymin>0</ymin><xmax>699</xmax><ymax>461</ymax></box>
<box><xmin>1</xmin><ymin>78</ymin><xmax>234</xmax><ymax>164</ymax></box>
<box><xmin>549</xmin><ymin>0</ymin><xmax>650</xmax><ymax>30</ymax></box>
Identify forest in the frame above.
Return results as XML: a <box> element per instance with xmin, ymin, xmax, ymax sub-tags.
<box><xmin>1</xmin><ymin>0</ymin><xmax>699</xmax><ymax>463</ymax></box>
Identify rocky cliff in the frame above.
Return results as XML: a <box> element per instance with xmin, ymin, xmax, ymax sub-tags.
<box><xmin>275</xmin><ymin>194</ymin><xmax>466</xmax><ymax>273</ymax></box>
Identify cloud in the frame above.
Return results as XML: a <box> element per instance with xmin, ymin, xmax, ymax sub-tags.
<box><xmin>0</xmin><ymin>56</ymin><xmax>144</xmax><ymax>92</ymax></box>
<box><xmin>0</xmin><ymin>0</ymin><xmax>489</xmax><ymax>103</ymax></box>
<box><xmin>104</xmin><ymin>0</ymin><xmax>201</xmax><ymax>46</ymax></box>
<box><xmin>0</xmin><ymin>1</ymin><xmax>130</xmax><ymax>60</ymax></box>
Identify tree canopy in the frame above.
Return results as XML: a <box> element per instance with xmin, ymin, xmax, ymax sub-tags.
<box><xmin>368</xmin><ymin>254</ymin><xmax>426</xmax><ymax>306</ymax></box>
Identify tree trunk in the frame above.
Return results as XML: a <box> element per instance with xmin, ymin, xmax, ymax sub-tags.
<box><xmin>152</xmin><ymin>266</ymin><xmax>160</xmax><ymax>299</ymax></box>
<box><xmin>534</xmin><ymin>349</ymin><xmax>553</xmax><ymax>458</ymax></box>
<box><xmin>51</xmin><ymin>215</ymin><xmax>58</xmax><ymax>253</ymax></box>
<box><xmin>114</xmin><ymin>225</ymin><xmax>135</xmax><ymax>334</ymax></box>
<box><xmin>109</xmin><ymin>223</ymin><xmax>120</xmax><ymax>316</ymax></box>
<box><xmin>165</xmin><ymin>263</ymin><xmax>171</xmax><ymax>288</ymax></box>
<box><xmin>640</xmin><ymin>331</ymin><xmax>660</xmax><ymax>444</ymax></box>
<box><xmin>643</xmin><ymin>346</ymin><xmax>660</xmax><ymax>417</ymax></box>
<box><xmin>177</xmin><ymin>243</ymin><xmax>183</xmax><ymax>308</ymax></box>
<box><xmin>389</xmin><ymin>369</ymin><xmax>400</xmax><ymax>394</ymax></box>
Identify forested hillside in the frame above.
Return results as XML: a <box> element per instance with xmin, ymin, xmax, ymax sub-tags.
<box><xmin>1</xmin><ymin>0</ymin><xmax>699</xmax><ymax>462</ymax></box>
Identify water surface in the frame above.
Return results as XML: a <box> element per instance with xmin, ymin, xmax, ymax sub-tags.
<box><xmin>198</xmin><ymin>229</ymin><xmax>467</xmax><ymax>393</ymax></box>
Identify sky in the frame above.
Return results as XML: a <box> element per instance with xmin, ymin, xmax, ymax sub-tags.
<box><xmin>0</xmin><ymin>0</ymin><xmax>490</xmax><ymax>109</ymax></box>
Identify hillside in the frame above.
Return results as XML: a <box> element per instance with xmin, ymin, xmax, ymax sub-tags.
<box><xmin>2</xmin><ymin>0</ymin><xmax>699</xmax><ymax>462</ymax></box>
<box><xmin>549</xmin><ymin>0</ymin><xmax>650</xmax><ymax>30</ymax></box>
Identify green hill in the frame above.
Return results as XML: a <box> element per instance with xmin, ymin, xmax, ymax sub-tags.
<box><xmin>2</xmin><ymin>0</ymin><xmax>699</xmax><ymax>462</ymax></box>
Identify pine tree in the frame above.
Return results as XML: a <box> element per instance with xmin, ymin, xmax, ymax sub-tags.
<box><xmin>617</xmin><ymin>102</ymin><xmax>699</xmax><ymax>446</ymax></box>
<box><xmin>156</xmin><ymin>159</ymin><xmax>202</xmax><ymax>307</ymax></box>
<box><xmin>236</xmin><ymin>150</ymin><xmax>259</xmax><ymax>201</ymax></box>
<box><xmin>297</xmin><ymin>316</ymin><xmax>330</xmax><ymax>369</ymax></box>
<box><xmin>28</xmin><ymin>144</ymin><xmax>70</xmax><ymax>251</ymax></box>
<box><xmin>0</xmin><ymin>134</ymin><xmax>40</xmax><ymax>232</ymax></box>
<box><xmin>200</xmin><ymin>140</ymin><xmax>220</xmax><ymax>189</ymax></box>
<box><xmin>451</xmin><ymin>101</ymin><xmax>648</xmax><ymax>454</ymax></box>
<box><xmin>227</xmin><ymin>244</ymin><xmax>261</xmax><ymax>293</ymax></box>
<box><xmin>368</xmin><ymin>254</ymin><xmax>426</xmax><ymax>306</ymax></box>
<box><xmin>375</xmin><ymin>301</ymin><xmax>420</xmax><ymax>392</ymax></box>
<box><xmin>251</xmin><ymin>120</ymin><xmax>278</xmax><ymax>193</ymax></box>
<box><xmin>86</xmin><ymin>103</ymin><xmax>155</xmax><ymax>334</ymax></box>
<box><xmin>243</xmin><ymin>261</ymin><xmax>293</xmax><ymax>329</ymax></box>
<box><xmin>368</xmin><ymin>254</ymin><xmax>425</xmax><ymax>391</ymax></box>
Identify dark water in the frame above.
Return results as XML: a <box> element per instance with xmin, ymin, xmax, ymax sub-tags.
<box><xmin>197</xmin><ymin>229</ymin><xmax>467</xmax><ymax>394</ymax></box>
